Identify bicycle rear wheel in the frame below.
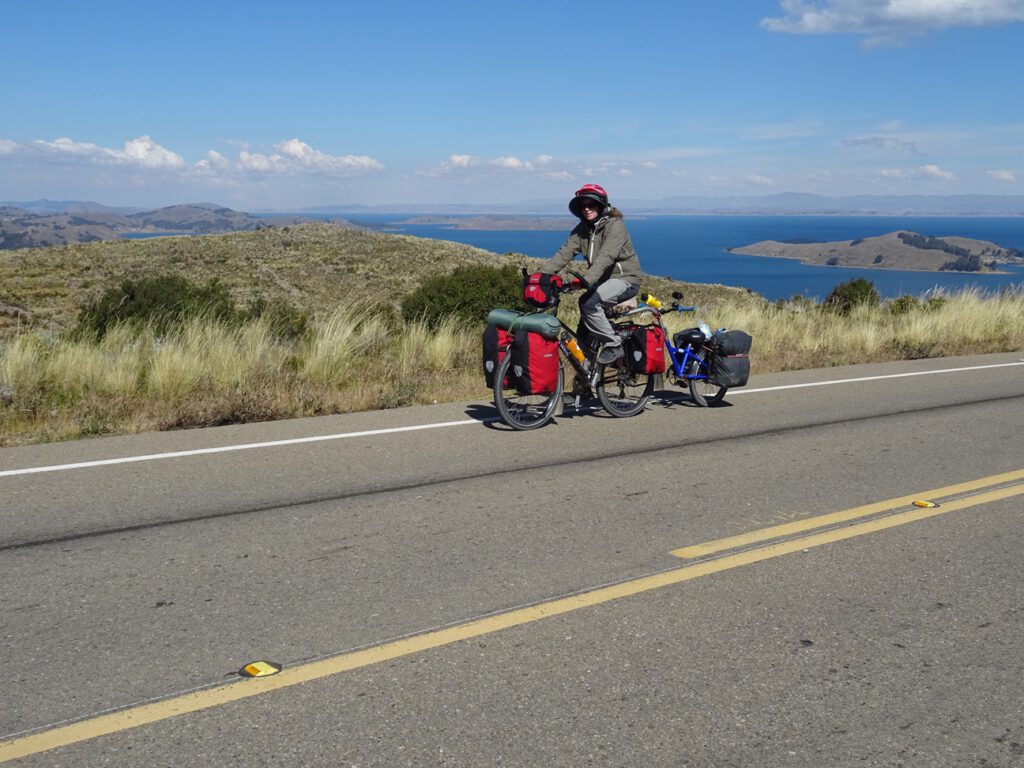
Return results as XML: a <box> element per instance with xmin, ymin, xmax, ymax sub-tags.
<box><xmin>686</xmin><ymin>355</ymin><xmax>727</xmax><ymax>406</ymax></box>
<box><xmin>596</xmin><ymin>363</ymin><xmax>653</xmax><ymax>417</ymax></box>
<box><xmin>493</xmin><ymin>351</ymin><xmax>563</xmax><ymax>430</ymax></box>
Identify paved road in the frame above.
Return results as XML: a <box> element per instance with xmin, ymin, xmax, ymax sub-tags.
<box><xmin>2</xmin><ymin>352</ymin><xmax>1023</xmax><ymax>766</ymax></box>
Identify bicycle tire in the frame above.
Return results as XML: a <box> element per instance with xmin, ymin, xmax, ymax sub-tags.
<box><xmin>493</xmin><ymin>351</ymin><xmax>563</xmax><ymax>430</ymax></box>
<box><xmin>596</xmin><ymin>362</ymin><xmax>653</xmax><ymax>417</ymax></box>
<box><xmin>686</xmin><ymin>355</ymin><xmax>727</xmax><ymax>406</ymax></box>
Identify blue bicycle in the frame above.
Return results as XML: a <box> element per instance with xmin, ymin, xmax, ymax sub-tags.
<box><xmin>640</xmin><ymin>291</ymin><xmax>729</xmax><ymax>406</ymax></box>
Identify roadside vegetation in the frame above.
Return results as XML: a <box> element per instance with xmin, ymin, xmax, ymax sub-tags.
<box><xmin>1</xmin><ymin>223</ymin><xmax>1022</xmax><ymax>445</ymax></box>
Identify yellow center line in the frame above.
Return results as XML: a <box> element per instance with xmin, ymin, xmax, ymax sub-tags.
<box><xmin>672</xmin><ymin>467</ymin><xmax>1024</xmax><ymax>559</ymax></box>
<box><xmin>3</xmin><ymin>470</ymin><xmax>1023</xmax><ymax>763</ymax></box>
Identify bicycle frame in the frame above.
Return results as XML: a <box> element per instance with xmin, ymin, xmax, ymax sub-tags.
<box><xmin>613</xmin><ymin>302</ymin><xmax>713</xmax><ymax>386</ymax></box>
<box><xmin>663</xmin><ymin>331</ymin><xmax>713</xmax><ymax>384</ymax></box>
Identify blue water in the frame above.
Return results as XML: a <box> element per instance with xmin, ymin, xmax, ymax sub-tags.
<box><xmin>304</xmin><ymin>213</ymin><xmax>1024</xmax><ymax>301</ymax></box>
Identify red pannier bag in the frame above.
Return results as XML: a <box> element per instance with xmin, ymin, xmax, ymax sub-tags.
<box><xmin>626</xmin><ymin>324</ymin><xmax>666</xmax><ymax>374</ymax></box>
<box><xmin>522</xmin><ymin>272</ymin><xmax>563</xmax><ymax>308</ymax></box>
<box><xmin>510</xmin><ymin>330</ymin><xmax>559</xmax><ymax>394</ymax></box>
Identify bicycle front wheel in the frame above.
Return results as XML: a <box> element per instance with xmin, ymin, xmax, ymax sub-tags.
<box><xmin>686</xmin><ymin>356</ymin><xmax>727</xmax><ymax>406</ymax></box>
<box><xmin>596</xmin><ymin>363</ymin><xmax>654</xmax><ymax>417</ymax></box>
<box><xmin>493</xmin><ymin>352</ymin><xmax>563</xmax><ymax>430</ymax></box>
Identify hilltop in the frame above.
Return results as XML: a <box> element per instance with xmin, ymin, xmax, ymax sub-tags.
<box><xmin>0</xmin><ymin>221</ymin><xmax>759</xmax><ymax>338</ymax></box>
<box><xmin>0</xmin><ymin>203</ymin><xmax>314</xmax><ymax>250</ymax></box>
<box><xmin>729</xmin><ymin>231</ymin><xmax>1024</xmax><ymax>272</ymax></box>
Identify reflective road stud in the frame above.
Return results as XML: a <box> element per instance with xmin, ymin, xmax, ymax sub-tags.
<box><xmin>240</xmin><ymin>661</ymin><xmax>282</xmax><ymax>678</ymax></box>
<box><xmin>912</xmin><ymin>500</ymin><xmax>939</xmax><ymax>508</ymax></box>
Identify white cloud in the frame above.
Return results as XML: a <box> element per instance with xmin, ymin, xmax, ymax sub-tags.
<box><xmin>33</xmin><ymin>135</ymin><xmax>185</xmax><ymax>168</ymax></box>
<box><xmin>987</xmin><ymin>169</ymin><xmax>1018</xmax><ymax>182</ymax></box>
<box><xmin>494</xmin><ymin>156</ymin><xmax>528</xmax><ymax>170</ymax></box>
<box><xmin>746</xmin><ymin>174</ymin><xmax>778</xmax><ymax>187</ymax></box>
<box><xmin>238</xmin><ymin>138</ymin><xmax>384</xmax><ymax>176</ymax></box>
<box><xmin>192</xmin><ymin>150</ymin><xmax>231</xmax><ymax>175</ymax></box>
<box><xmin>0</xmin><ymin>139</ymin><xmax>17</xmax><ymax>155</ymax></box>
<box><xmin>419</xmin><ymin>153</ymin><xmax>566</xmax><ymax>177</ymax></box>
<box><xmin>920</xmin><ymin>163</ymin><xmax>956</xmax><ymax>180</ymax></box>
<box><xmin>877</xmin><ymin>163</ymin><xmax>957</xmax><ymax>180</ymax></box>
<box><xmin>762</xmin><ymin>0</ymin><xmax>1024</xmax><ymax>45</ymax></box>
<box><xmin>120</xmin><ymin>136</ymin><xmax>185</xmax><ymax>168</ymax></box>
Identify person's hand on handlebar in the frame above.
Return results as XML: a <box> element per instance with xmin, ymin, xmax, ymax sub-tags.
<box><xmin>565</xmin><ymin>271</ymin><xmax>588</xmax><ymax>291</ymax></box>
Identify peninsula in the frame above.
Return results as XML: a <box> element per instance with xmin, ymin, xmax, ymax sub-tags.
<box><xmin>729</xmin><ymin>231</ymin><xmax>1024</xmax><ymax>273</ymax></box>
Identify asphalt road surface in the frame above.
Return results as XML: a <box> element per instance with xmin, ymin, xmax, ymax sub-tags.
<box><xmin>2</xmin><ymin>351</ymin><xmax>1023</xmax><ymax>767</ymax></box>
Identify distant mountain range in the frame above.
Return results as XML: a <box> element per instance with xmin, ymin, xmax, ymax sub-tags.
<box><xmin>291</xmin><ymin>193</ymin><xmax>1024</xmax><ymax>216</ymax></box>
<box><xmin>0</xmin><ymin>203</ymin><xmax>311</xmax><ymax>250</ymax></box>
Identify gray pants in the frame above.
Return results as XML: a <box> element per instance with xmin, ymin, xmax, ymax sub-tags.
<box><xmin>579</xmin><ymin>278</ymin><xmax>638</xmax><ymax>347</ymax></box>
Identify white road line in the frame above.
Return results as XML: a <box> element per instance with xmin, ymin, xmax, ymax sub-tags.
<box><xmin>727</xmin><ymin>360</ymin><xmax>1024</xmax><ymax>395</ymax></box>
<box><xmin>0</xmin><ymin>420</ymin><xmax>484</xmax><ymax>478</ymax></box>
<box><xmin>2</xmin><ymin>360</ymin><xmax>1022</xmax><ymax>479</ymax></box>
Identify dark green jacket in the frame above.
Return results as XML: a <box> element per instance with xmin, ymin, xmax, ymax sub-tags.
<box><xmin>542</xmin><ymin>214</ymin><xmax>642</xmax><ymax>287</ymax></box>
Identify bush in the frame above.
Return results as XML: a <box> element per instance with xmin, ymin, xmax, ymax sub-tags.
<box><xmin>822</xmin><ymin>278</ymin><xmax>880</xmax><ymax>315</ymax></box>
<box><xmin>401</xmin><ymin>263</ymin><xmax>523</xmax><ymax>328</ymax></box>
<box><xmin>75</xmin><ymin>275</ymin><xmax>238</xmax><ymax>338</ymax></box>
<box><xmin>888</xmin><ymin>295</ymin><xmax>922</xmax><ymax>315</ymax></box>
<box><xmin>243</xmin><ymin>296</ymin><xmax>310</xmax><ymax>339</ymax></box>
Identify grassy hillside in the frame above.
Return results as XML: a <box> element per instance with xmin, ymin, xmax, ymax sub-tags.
<box><xmin>7</xmin><ymin>221</ymin><xmax>1020</xmax><ymax>446</ymax></box>
<box><xmin>0</xmin><ymin>221</ymin><xmax>760</xmax><ymax>337</ymax></box>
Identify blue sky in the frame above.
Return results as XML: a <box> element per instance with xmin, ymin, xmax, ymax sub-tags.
<box><xmin>2</xmin><ymin>0</ymin><xmax>1022</xmax><ymax>209</ymax></box>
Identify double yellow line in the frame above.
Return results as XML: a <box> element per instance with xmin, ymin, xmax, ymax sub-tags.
<box><xmin>672</xmin><ymin>466</ymin><xmax>1024</xmax><ymax>559</ymax></box>
<box><xmin>4</xmin><ymin>467</ymin><xmax>1023</xmax><ymax>763</ymax></box>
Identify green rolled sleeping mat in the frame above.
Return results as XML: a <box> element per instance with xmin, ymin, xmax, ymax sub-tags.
<box><xmin>485</xmin><ymin>309</ymin><xmax>561</xmax><ymax>340</ymax></box>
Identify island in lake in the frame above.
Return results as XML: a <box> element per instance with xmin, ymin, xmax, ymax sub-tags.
<box><xmin>729</xmin><ymin>231</ymin><xmax>1024</xmax><ymax>273</ymax></box>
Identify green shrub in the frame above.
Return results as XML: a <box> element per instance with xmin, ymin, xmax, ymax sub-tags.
<box><xmin>888</xmin><ymin>295</ymin><xmax>922</xmax><ymax>315</ymax></box>
<box><xmin>401</xmin><ymin>263</ymin><xmax>523</xmax><ymax>328</ymax></box>
<box><xmin>822</xmin><ymin>278</ymin><xmax>880</xmax><ymax>315</ymax></box>
<box><xmin>75</xmin><ymin>274</ymin><xmax>238</xmax><ymax>338</ymax></box>
<box><xmin>243</xmin><ymin>296</ymin><xmax>310</xmax><ymax>339</ymax></box>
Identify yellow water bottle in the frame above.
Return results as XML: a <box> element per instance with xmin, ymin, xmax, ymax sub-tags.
<box><xmin>641</xmin><ymin>292</ymin><xmax>663</xmax><ymax>309</ymax></box>
<box><xmin>562</xmin><ymin>332</ymin><xmax>586</xmax><ymax>363</ymax></box>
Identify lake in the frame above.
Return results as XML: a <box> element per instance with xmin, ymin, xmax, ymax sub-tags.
<box><xmin>293</xmin><ymin>213</ymin><xmax>1024</xmax><ymax>301</ymax></box>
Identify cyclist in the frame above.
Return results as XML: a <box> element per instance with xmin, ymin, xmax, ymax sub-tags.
<box><xmin>541</xmin><ymin>183</ymin><xmax>643</xmax><ymax>365</ymax></box>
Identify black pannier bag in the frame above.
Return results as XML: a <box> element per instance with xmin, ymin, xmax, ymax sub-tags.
<box><xmin>673</xmin><ymin>327</ymin><xmax>706</xmax><ymax>350</ymax></box>
<box><xmin>625</xmin><ymin>324</ymin><xmax>666</xmax><ymax>374</ymax></box>
<box><xmin>709</xmin><ymin>330</ymin><xmax>752</xmax><ymax>387</ymax></box>
<box><xmin>510</xmin><ymin>330</ymin><xmax>559</xmax><ymax>395</ymax></box>
<box><xmin>482</xmin><ymin>309</ymin><xmax>522</xmax><ymax>389</ymax></box>
<box><xmin>522</xmin><ymin>272</ymin><xmax>563</xmax><ymax>308</ymax></box>
<box><xmin>482</xmin><ymin>323</ymin><xmax>512</xmax><ymax>389</ymax></box>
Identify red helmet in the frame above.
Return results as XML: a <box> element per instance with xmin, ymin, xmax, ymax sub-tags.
<box><xmin>569</xmin><ymin>183</ymin><xmax>609</xmax><ymax>219</ymax></box>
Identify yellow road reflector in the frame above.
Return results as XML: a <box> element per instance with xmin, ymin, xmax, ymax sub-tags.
<box><xmin>912</xmin><ymin>500</ymin><xmax>939</xmax><ymax>508</ymax></box>
<box><xmin>240</xmin><ymin>661</ymin><xmax>281</xmax><ymax>678</ymax></box>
